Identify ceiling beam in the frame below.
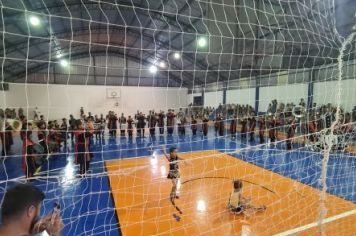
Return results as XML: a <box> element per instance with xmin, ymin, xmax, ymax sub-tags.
<box><xmin>2</xmin><ymin>26</ymin><xmax>209</xmax><ymax>86</ymax></box>
<box><xmin>10</xmin><ymin>50</ymin><xmax>190</xmax><ymax>87</ymax></box>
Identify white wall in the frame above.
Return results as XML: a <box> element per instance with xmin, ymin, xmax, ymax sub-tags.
<box><xmin>259</xmin><ymin>83</ymin><xmax>308</xmax><ymax>112</ymax></box>
<box><xmin>204</xmin><ymin>91</ymin><xmax>223</xmax><ymax>108</ymax></box>
<box><xmin>314</xmin><ymin>79</ymin><xmax>356</xmax><ymax>111</ymax></box>
<box><xmin>0</xmin><ymin>84</ymin><xmax>188</xmax><ymax>120</ymax></box>
<box><xmin>226</xmin><ymin>88</ymin><xmax>255</xmax><ymax>107</ymax></box>
<box><xmin>2</xmin><ymin>78</ymin><xmax>355</xmax><ymax>121</ymax></box>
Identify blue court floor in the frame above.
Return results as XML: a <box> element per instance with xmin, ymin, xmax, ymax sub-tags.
<box><xmin>0</xmin><ymin>127</ymin><xmax>355</xmax><ymax>235</ymax></box>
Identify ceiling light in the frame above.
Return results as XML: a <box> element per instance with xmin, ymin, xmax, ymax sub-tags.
<box><xmin>29</xmin><ymin>16</ymin><xmax>40</xmax><ymax>26</ymax></box>
<box><xmin>197</xmin><ymin>37</ymin><xmax>207</xmax><ymax>48</ymax></box>
<box><xmin>173</xmin><ymin>52</ymin><xmax>181</xmax><ymax>59</ymax></box>
<box><xmin>149</xmin><ymin>65</ymin><xmax>157</xmax><ymax>74</ymax></box>
<box><xmin>60</xmin><ymin>59</ymin><xmax>69</xmax><ymax>67</ymax></box>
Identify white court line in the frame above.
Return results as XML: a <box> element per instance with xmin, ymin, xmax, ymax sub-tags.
<box><xmin>273</xmin><ymin>209</ymin><xmax>356</xmax><ymax>236</ymax></box>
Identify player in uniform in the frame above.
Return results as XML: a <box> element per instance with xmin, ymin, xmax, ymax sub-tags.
<box><xmin>162</xmin><ymin>146</ymin><xmax>190</xmax><ymax>213</ymax></box>
<box><xmin>228</xmin><ymin>179</ymin><xmax>266</xmax><ymax>214</ymax></box>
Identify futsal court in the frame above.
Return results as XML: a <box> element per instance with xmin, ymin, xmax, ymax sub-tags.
<box><xmin>1</xmin><ymin>133</ymin><xmax>355</xmax><ymax>235</ymax></box>
<box><xmin>106</xmin><ymin>149</ymin><xmax>356</xmax><ymax>236</ymax></box>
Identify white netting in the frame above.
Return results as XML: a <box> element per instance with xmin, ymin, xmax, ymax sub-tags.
<box><xmin>0</xmin><ymin>0</ymin><xmax>355</xmax><ymax>235</ymax></box>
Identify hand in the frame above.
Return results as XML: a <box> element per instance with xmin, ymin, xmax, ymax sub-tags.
<box><xmin>46</xmin><ymin>212</ymin><xmax>64</xmax><ymax>236</ymax></box>
<box><xmin>31</xmin><ymin>216</ymin><xmax>48</xmax><ymax>234</ymax></box>
<box><xmin>32</xmin><ymin>212</ymin><xmax>64</xmax><ymax>236</ymax></box>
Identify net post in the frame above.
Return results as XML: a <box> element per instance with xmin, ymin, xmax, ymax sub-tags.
<box><xmin>318</xmin><ymin>30</ymin><xmax>356</xmax><ymax>235</ymax></box>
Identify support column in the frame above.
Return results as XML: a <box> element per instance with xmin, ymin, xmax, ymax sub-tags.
<box><xmin>222</xmin><ymin>82</ymin><xmax>227</xmax><ymax>105</ymax></box>
<box><xmin>93</xmin><ymin>56</ymin><xmax>97</xmax><ymax>85</ymax></box>
<box><xmin>255</xmin><ymin>79</ymin><xmax>260</xmax><ymax>114</ymax></box>
<box><xmin>125</xmin><ymin>57</ymin><xmax>129</xmax><ymax>86</ymax></box>
<box><xmin>307</xmin><ymin>70</ymin><xmax>314</xmax><ymax>110</ymax></box>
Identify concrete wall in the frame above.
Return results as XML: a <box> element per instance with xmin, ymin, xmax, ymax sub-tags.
<box><xmin>259</xmin><ymin>83</ymin><xmax>308</xmax><ymax>112</ymax></box>
<box><xmin>226</xmin><ymin>88</ymin><xmax>255</xmax><ymax>107</ymax></box>
<box><xmin>0</xmin><ymin>84</ymin><xmax>188</xmax><ymax>120</ymax></box>
<box><xmin>314</xmin><ymin>79</ymin><xmax>356</xmax><ymax>111</ymax></box>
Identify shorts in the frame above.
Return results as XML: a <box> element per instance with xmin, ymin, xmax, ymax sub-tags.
<box><xmin>167</xmin><ymin>170</ymin><xmax>180</xmax><ymax>179</ymax></box>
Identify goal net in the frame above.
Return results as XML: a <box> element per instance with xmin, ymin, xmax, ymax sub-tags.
<box><xmin>0</xmin><ymin>0</ymin><xmax>355</xmax><ymax>235</ymax></box>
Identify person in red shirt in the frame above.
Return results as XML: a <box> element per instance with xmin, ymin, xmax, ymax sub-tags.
<box><xmin>191</xmin><ymin>116</ymin><xmax>197</xmax><ymax>136</ymax></box>
<box><xmin>308</xmin><ymin>115</ymin><xmax>318</xmax><ymax>143</ymax></box>
<box><xmin>60</xmin><ymin>118</ymin><xmax>68</xmax><ymax>148</ymax></box>
<box><xmin>22</xmin><ymin>123</ymin><xmax>37</xmax><ymax>179</ymax></box>
<box><xmin>268</xmin><ymin>116</ymin><xmax>278</xmax><ymax>144</ymax></box>
<box><xmin>166</xmin><ymin>109</ymin><xmax>175</xmax><ymax>135</ymax></box>
<box><xmin>119</xmin><ymin>113</ymin><xmax>127</xmax><ymax>137</ymax></box>
<box><xmin>46</xmin><ymin>123</ymin><xmax>60</xmax><ymax>153</ymax></box>
<box><xmin>202</xmin><ymin>116</ymin><xmax>209</xmax><ymax>137</ymax></box>
<box><xmin>230</xmin><ymin>115</ymin><xmax>237</xmax><ymax>139</ymax></box>
<box><xmin>147</xmin><ymin>111</ymin><xmax>157</xmax><ymax>136</ymax></box>
<box><xmin>37</xmin><ymin>121</ymin><xmax>48</xmax><ymax>160</ymax></box>
<box><xmin>286</xmin><ymin>117</ymin><xmax>296</xmax><ymax>150</ymax></box>
<box><xmin>258</xmin><ymin>116</ymin><xmax>266</xmax><ymax>144</ymax></box>
<box><xmin>248</xmin><ymin>113</ymin><xmax>256</xmax><ymax>142</ymax></box>
<box><xmin>157</xmin><ymin>111</ymin><xmax>165</xmax><ymax>135</ymax></box>
<box><xmin>218</xmin><ymin>115</ymin><xmax>224</xmax><ymax>137</ymax></box>
<box><xmin>127</xmin><ymin>116</ymin><xmax>134</xmax><ymax>138</ymax></box>
<box><xmin>240</xmin><ymin>117</ymin><xmax>248</xmax><ymax>141</ymax></box>
<box><xmin>0</xmin><ymin>121</ymin><xmax>13</xmax><ymax>157</ymax></box>
<box><xmin>179</xmin><ymin>116</ymin><xmax>187</xmax><ymax>136</ymax></box>
<box><xmin>107</xmin><ymin>111</ymin><xmax>118</xmax><ymax>137</ymax></box>
<box><xmin>74</xmin><ymin>120</ymin><xmax>94</xmax><ymax>176</ymax></box>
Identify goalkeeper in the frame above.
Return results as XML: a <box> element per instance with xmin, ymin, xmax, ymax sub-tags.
<box><xmin>228</xmin><ymin>179</ymin><xmax>266</xmax><ymax>214</ymax></box>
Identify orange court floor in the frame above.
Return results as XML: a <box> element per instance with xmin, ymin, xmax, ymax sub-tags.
<box><xmin>105</xmin><ymin>150</ymin><xmax>356</xmax><ymax>236</ymax></box>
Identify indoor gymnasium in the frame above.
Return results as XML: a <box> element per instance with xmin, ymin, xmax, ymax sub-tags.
<box><xmin>0</xmin><ymin>0</ymin><xmax>355</xmax><ymax>235</ymax></box>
